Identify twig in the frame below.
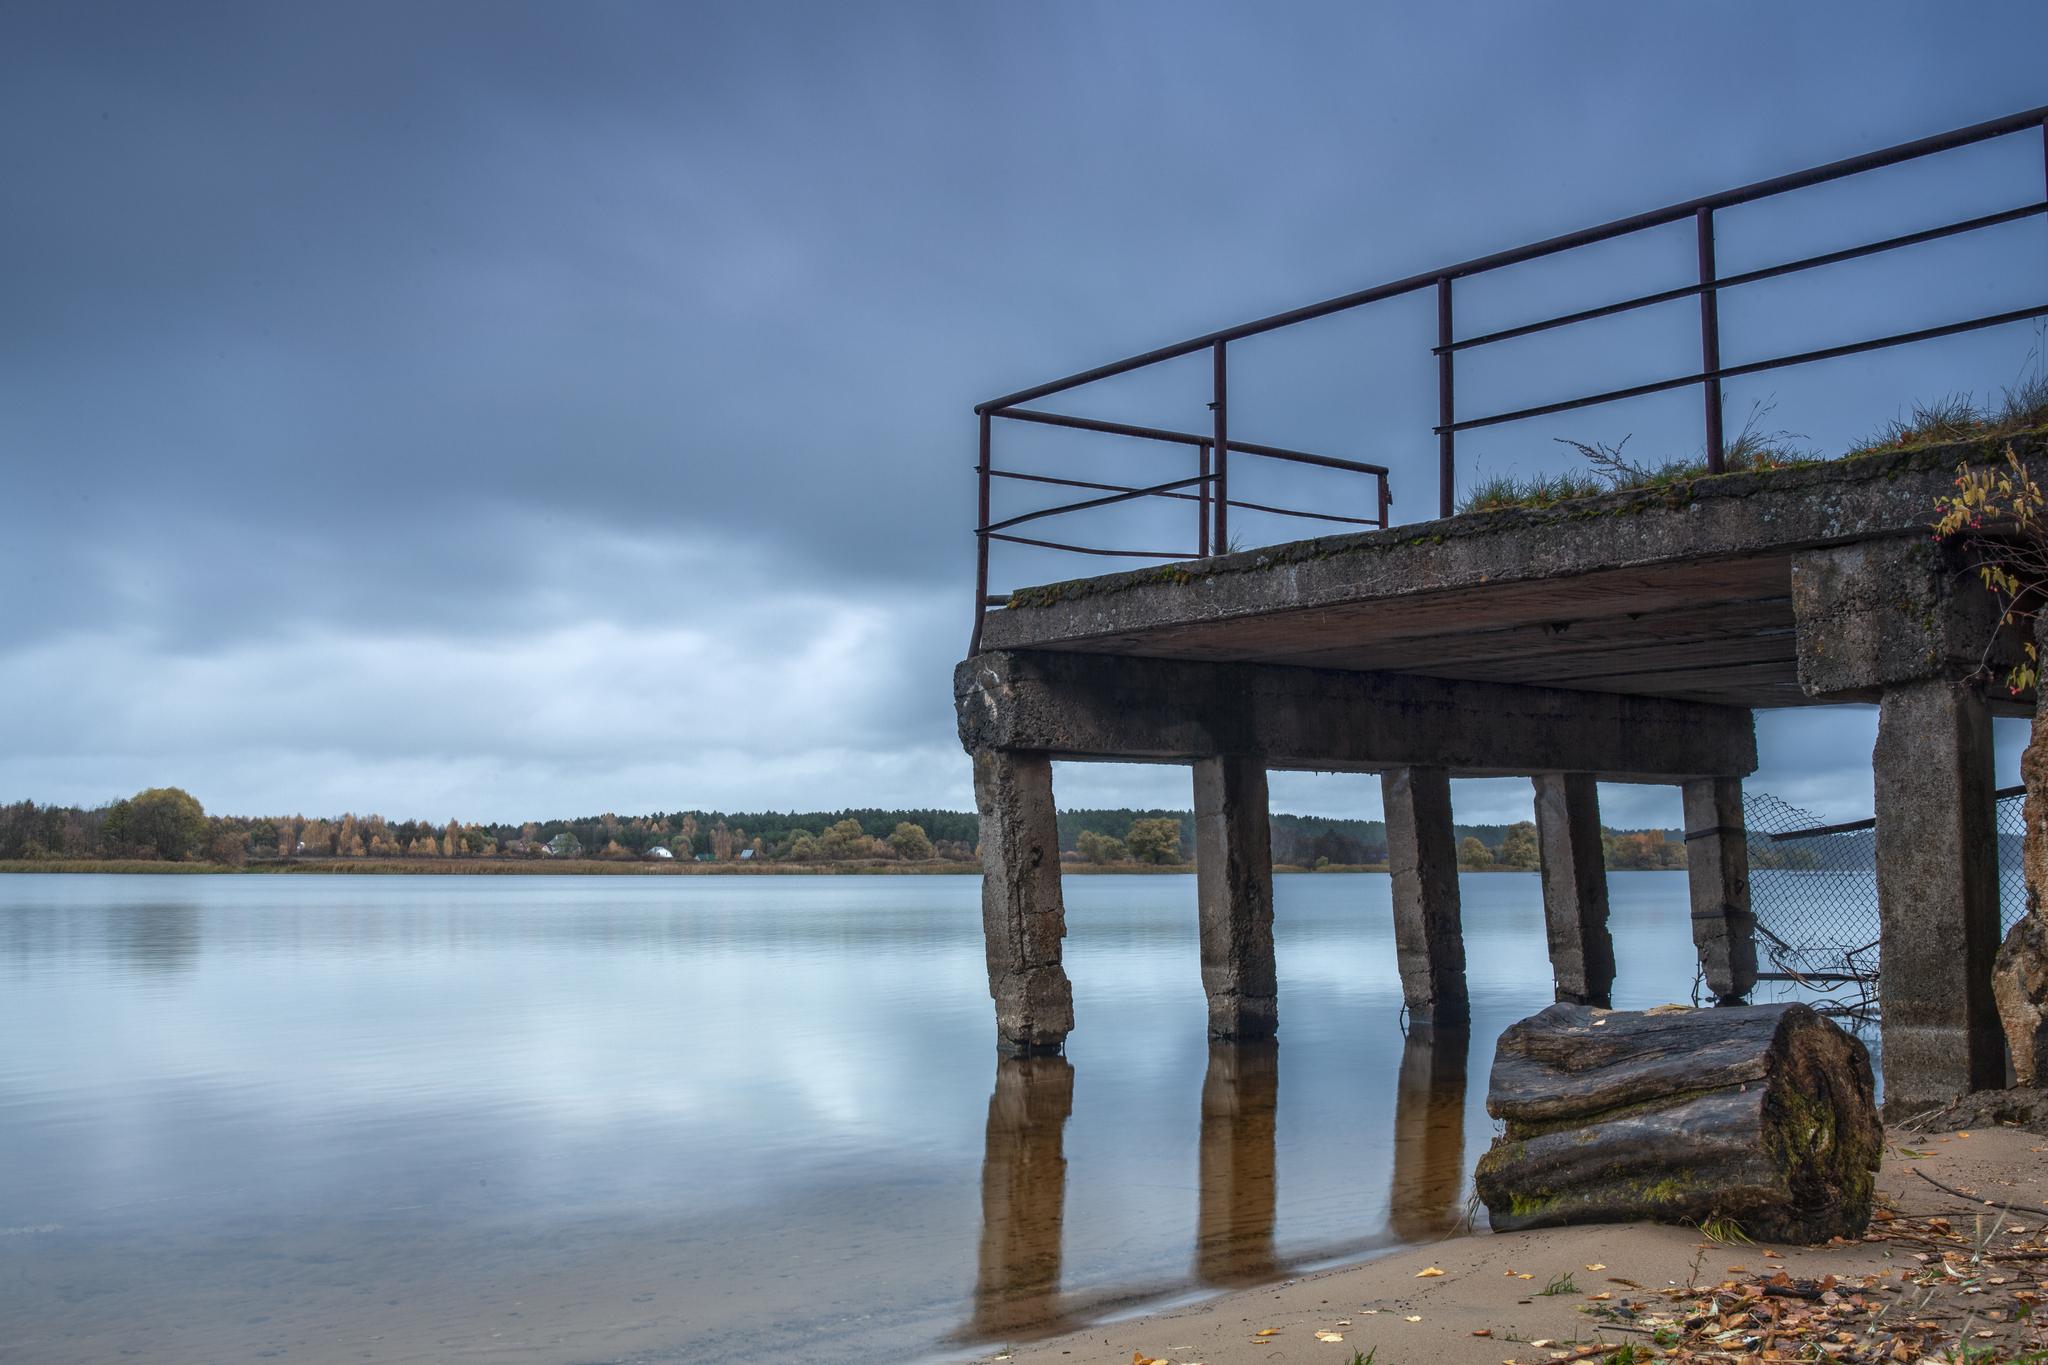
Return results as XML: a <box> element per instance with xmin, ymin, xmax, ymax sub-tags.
<box><xmin>1911</xmin><ymin>1167</ymin><xmax>2028</xmax><ymax>1215</ymax></box>
<box><xmin>1897</xmin><ymin>1096</ymin><xmax>1964</xmax><ymax>1133</ymax></box>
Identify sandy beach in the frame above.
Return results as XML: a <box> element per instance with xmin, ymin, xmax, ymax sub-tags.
<box><xmin>979</xmin><ymin>1124</ymin><xmax>2048</xmax><ymax>1365</ymax></box>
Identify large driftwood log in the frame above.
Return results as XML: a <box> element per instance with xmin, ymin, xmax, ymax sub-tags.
<box><xmin>1473</xmin><ymin>1002</ymin><xmax>1882</xmax><ymax>1244</ymax></box>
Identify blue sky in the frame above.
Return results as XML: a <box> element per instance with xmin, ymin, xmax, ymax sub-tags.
<box><xmin>2</xmin><ymin>1</ymin><xmax>2044</xmax><ymax>829</ymax></box>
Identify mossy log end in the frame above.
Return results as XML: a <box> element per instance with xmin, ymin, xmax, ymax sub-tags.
<box><xmin>1473</xmin><ymin>1002</ymin><xmax>1881</xmax><ymax>1244</ymax></box>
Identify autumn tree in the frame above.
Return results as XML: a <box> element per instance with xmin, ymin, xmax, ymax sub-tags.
<box><xmin>104</xmin><ymin>787</ymin><xmax>208</xmax><ymax>860</ymax></box>
<box><xmin>1457</xmin><ymin>836</ymin><xmax>1493</xmax><ymax>870</ymax></box>
<box><xmin>888</xmin><ymin>822</ymin><xmax>933</xmax><ymax>860</ymax></box>
<box><xmin>1125</xmin><ymin>818</ymin><xmax>1182</xmax><ymax>865</ymax></box>
<box><xmin>1075</xmin><ymin>829</ymin><xmax>1125</xmax><ymax>864</ymax></box>
<box><xmin>711</xmin><ymin>821</ymin><xmax>734</xmax><ymax>861</ymax></box>
<box><xmin>1497</xmin><ymin>821</ymin><xmax>1541</xmax><ymax>870</ymax></box>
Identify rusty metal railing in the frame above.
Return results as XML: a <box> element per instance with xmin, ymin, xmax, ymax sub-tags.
<box><xmin>971</xmin><ymin>104</ymin><xmax>2048</xmax><ymax>656</ymax></box>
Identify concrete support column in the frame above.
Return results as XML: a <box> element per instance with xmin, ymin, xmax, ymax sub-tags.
<box><xmin>970</xmin><ymin>1055</ymin><xmax>1074</xmax><ymax>1337</ymax></box>
<box><xmin>1874</xmin><ymin>680</ymin><xmax>2004</xmax><ymax>1109</ymax></box>
<box><xmin>973</xmin><ymin>747</ymin><xmax>1074</xmax><ymax>1052</ymax></box>
<box><xmin>1195</xmin><ymin>1039</ymin><xmax>1279</xmax><ymax>1286</ymax></box>
<box><xmin>1193</xmin><ymin>755</ymin><xmax>1278</xmax><ymax>1040</ymax></box>
<box><xmin>1381</xmin><ymin>765</ymin><xmax>1469</xmax><ymax>1026</ymax></box>
<box><xmin>1532</xmin><ymin>772</ymin><xmax>1615</xmax><ymax>1008</ymax></box>
<box><xmin>1682</xmin><ymin>776</ymin><xmax>1757</xmax><ymax>1005</ymax></box>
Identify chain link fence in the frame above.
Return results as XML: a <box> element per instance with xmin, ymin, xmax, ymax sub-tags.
<box><xmin>1739</xmin><ymin>786</ymin><xmax>2027</xmax><ymax>1025</ymax></box>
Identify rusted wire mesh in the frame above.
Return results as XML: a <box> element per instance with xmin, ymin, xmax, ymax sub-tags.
<box><xmin>1737</xmin><ymin>787</ymin><xmax>2028</xmax><ymax>1025</ymax></box>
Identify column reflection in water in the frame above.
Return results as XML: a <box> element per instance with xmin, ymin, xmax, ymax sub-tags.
<box><xmin>1388</xmin><ymin>1023</ymin><xmax>1469</xmax><ymax>1241</ymax></box>
<box><xmin>1194</xmin><ymin>1038</ymin><xmax>1280</xmax><ymax>1286</ymax></box>
<box><xmin>969</xmin><ymin>1054</ymin><xmax>1076</xmax><ymax>1339</ymax></box>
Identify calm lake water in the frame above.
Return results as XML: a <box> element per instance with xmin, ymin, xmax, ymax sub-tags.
<box><xmin>0</xmin><ymin>870</ymin><xmax>1822</xmax><ymax>1364</ymax></box>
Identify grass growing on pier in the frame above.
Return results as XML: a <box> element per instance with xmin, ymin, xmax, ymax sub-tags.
<box><xmin>1457</xmin><ymin>373</ymin><xmax>2048</xmax><ymax>515</ymax></box>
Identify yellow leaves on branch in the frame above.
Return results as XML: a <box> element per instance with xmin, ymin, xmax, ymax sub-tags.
<box><xmin>1932</xmin><ymin>443</ymin><xmax>2048</xmax><ymax>694</ymax></box>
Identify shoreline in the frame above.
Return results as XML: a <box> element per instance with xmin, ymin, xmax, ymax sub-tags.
<box><xmin>0</xmin><ymin>859</ymin><xmax>1431</xmax><ymax>876</ymax></box>
<box><xmin>966</xmin><ymin>1124</ymin><xmax>2047</xmax><ymax>1365</ymax></box>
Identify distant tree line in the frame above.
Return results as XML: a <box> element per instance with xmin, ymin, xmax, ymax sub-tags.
<box><xmin>0</xmin><ymin>790</ymin><xmax>1687</xmax><ymax>871</ymax></box>
<box><xmin>0</xmin><ymin>791</ymin><xmax>980</xmax><ymax>867</ymax></box>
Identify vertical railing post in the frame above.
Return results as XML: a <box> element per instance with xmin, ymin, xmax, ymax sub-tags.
<box><xmin>1379</xmin><ymin>474</ymin><xmax>1391</xmax><ymax>529</ymax></box>
<box><xmin>970</xmin><ymin>410</ymin><xmax>992</xmax><ymax>657</ymax></box>
<box><xmin>1436</xmin><ymin>277</ymin><xmax>1454</xmax><ymax>519</ymax></box>
<box><xmin>1198</xmin><ymin>440</ymin><xmax>1211</xmax><ymax>558</ymax></box>
<box><xmin>1697</xmin><ymin>207</ymin><xmax>1725</xmax><ymax>476</ymax></box>
<box><xmin>1211</xmin><ymin>341</ymin><xmax>1229</xmax><ymax>553</ymax></box>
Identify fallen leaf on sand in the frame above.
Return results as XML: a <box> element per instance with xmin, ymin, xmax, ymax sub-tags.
<box><xmin>1361</xmin><ymin>1309</ymin><xmax>1380</xmax><ymax>1315</ymax></box>
<box><xmin>1471</xmin><ymin>1328</ymin><xmax>1493</xmax><ymax>1337</ymax></box>
<box><xmin>1336</xmin><ymin>1321</ymin><xmax>1352</xmax><ymax>1327</ymax></box>
<box><xmin>1254</xmin><ymin>1328</ymin><xmax>1283</xmax><ymax>1336</ymax></box>
<box><xmin>1416</xmin><ymin>1267</ymin><xmax>1444</xmax><ymax>1277</ymax></box>
<box><xmin>1607</xmin><ymin>1278</ymin><xmax>1643</xmax><ymax>1289</ymax></box>
<box><xmin>1404</xmin><ymin>1315</ymin><xmax>1422</xmax><ymax>1322</ymax></box>
<box><xmin>1585</xmin><ymin>1264</ymin><xmax>1606</xmax><ymax>1271</ymax></box>
<box><xmin>1727</xmin><ymin>1266</ymin><xmax>1747</xmax><ymax>1273</ymax></box>
<box><xmin>1315</xmin><ymin>1331</ymin><xmax>1344</xmax><ymax>1342</ymax></box>
<box><xmin>1517</xmin><ymin>1273</ymin><xmax>1536</xmax><ymax>1280</ymax></box>
<box><xmin>1587</xmin><ymin>1292</ymin><xmax>1612</xmax><ymax>1300</ymax></box>
<box><xmin>1530</xmin><ymin>1339</ymin><xmax>1553</xmax><ymax>1348</ymax></box>
<box><xmin>1132</xmin><ymin>1355</ymin><xmax>1169</xmax><ymax>1365</ymax></box>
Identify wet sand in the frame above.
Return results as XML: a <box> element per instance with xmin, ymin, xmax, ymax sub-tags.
<box><xmin>979</xmin><ymin>1126</ymin><xmax>2048</xmax><ymax>1365</ymax></box>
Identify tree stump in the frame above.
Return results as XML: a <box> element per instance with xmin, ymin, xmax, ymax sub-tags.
<box><xmin>1473</xmin><ymin>1002</ymin><xmax>1882</xmax><ymax>1244</ymax></box>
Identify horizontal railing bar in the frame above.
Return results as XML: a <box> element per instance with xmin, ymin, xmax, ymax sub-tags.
<box><xmin>1998</xmin><ymin>783</ymin><xmax>2027</xmax><ymax>800</ymax></box>
<box><xmin>975</xmin><ymin>105</ymin><xmax>2048</xmax><ymax>414</ymax></box>
<box><xmin>985</xmin><ymin>471</ymin><xmax>1382</xmax><ymax>527</ymax></box>
<box><xmin>1443</xmin><ymin>200</ymin><xmax>2048</xmax><ymax>354</ymax></box>
<box><xmin>1224</xmin><ymin>497</ymin><xmax>1383</xmax><ymax>527</ymax></box>
<box><xmin>1441</xmin><ymin>301</ymin><xmax>2048</xmax><ymax>434</ymax></box>
<box><xmin>989</xmin><ymin>467</ymin><xmax>1210</xmax><ymax>500</ymax></box>
<box><xmin>986</xmin><ymin>532</ymin><xmax>1194</xmax><ymax>558</ymax></box>
<box><xmin>995</xmin><ymin>407</ymin><xmax>1390</xmax><ymax>475</ymax></box>
<box><xmin>1228</xmin><ymin>441</ymin><xmax>1390</xmax><ymax>476</ymax></box>
<box><xmin>980</xmin><ymin>474</ymin><xmax>1210</xmax><ymax>535</ymax></box>
<box><xmin>995</xmin><ymin>406</ymin><xmax>1212</xmax><ymax>447</ymax></box>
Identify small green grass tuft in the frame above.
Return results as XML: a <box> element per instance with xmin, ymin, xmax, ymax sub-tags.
<box><xmin>1697</xmin><ymin>1214</ymin><xmax>1754</xmax><ymax>1245</ymax></box>
<box><xmin>1537</xmin><ymin>1271</ymin><xmax>1580</xmax><ymax>1297</ymax></box>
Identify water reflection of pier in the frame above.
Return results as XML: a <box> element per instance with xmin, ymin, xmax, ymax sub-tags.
<box><xmin>964</xmin><ymin>1028</ymin><xmax>1468</xmax><ymax>1342</ymax></box>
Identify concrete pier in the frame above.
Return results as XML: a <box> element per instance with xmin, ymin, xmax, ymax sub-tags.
<box><xmin>1533</xmin><ymin>772</ymin><xmax>1614</xmax><ymax>1008</ymax></box>
<box><xmin>1193</xmin><ymin>755</ymin><xmax>1278</xmax><ymax>1039</ymax></box>
<box><xmin>1382</xmin><ymin>766</ymin><xmax>1469</xmax><ymax>1027</ymax></box>
<box><xmin>958</xmin><ymin>436</ymin><xmax>2044</xmax><ymax>1106</ymax></box>
<box><xmin>972</xmin><ymin>747</ymin><xmax>1073</xmax><ymax>1052</ymax></box>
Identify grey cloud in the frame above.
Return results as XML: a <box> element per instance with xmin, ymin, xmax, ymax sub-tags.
<box><xmin>4</xmin><ymin>1</ymin><xmax>2046</xmax><ymax>816</ymax></box>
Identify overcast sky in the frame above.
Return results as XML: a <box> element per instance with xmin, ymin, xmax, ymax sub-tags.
<box><xmin>3</xmin><ymin>1</ymin><xmax>2045</xmax><ymax>830</ymax></box>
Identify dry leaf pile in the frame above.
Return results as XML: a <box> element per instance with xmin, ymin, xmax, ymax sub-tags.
<box><xmin>1495</xmin><ymin>1210</ymin><xmax>2048</xmax><ymax>1365</ymax></box>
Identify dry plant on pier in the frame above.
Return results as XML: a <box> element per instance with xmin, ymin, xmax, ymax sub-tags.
<box><xmin>1933</xmin><ymin>441</ymin><xmax>2048</xmax><ymax>696</ymax></box>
